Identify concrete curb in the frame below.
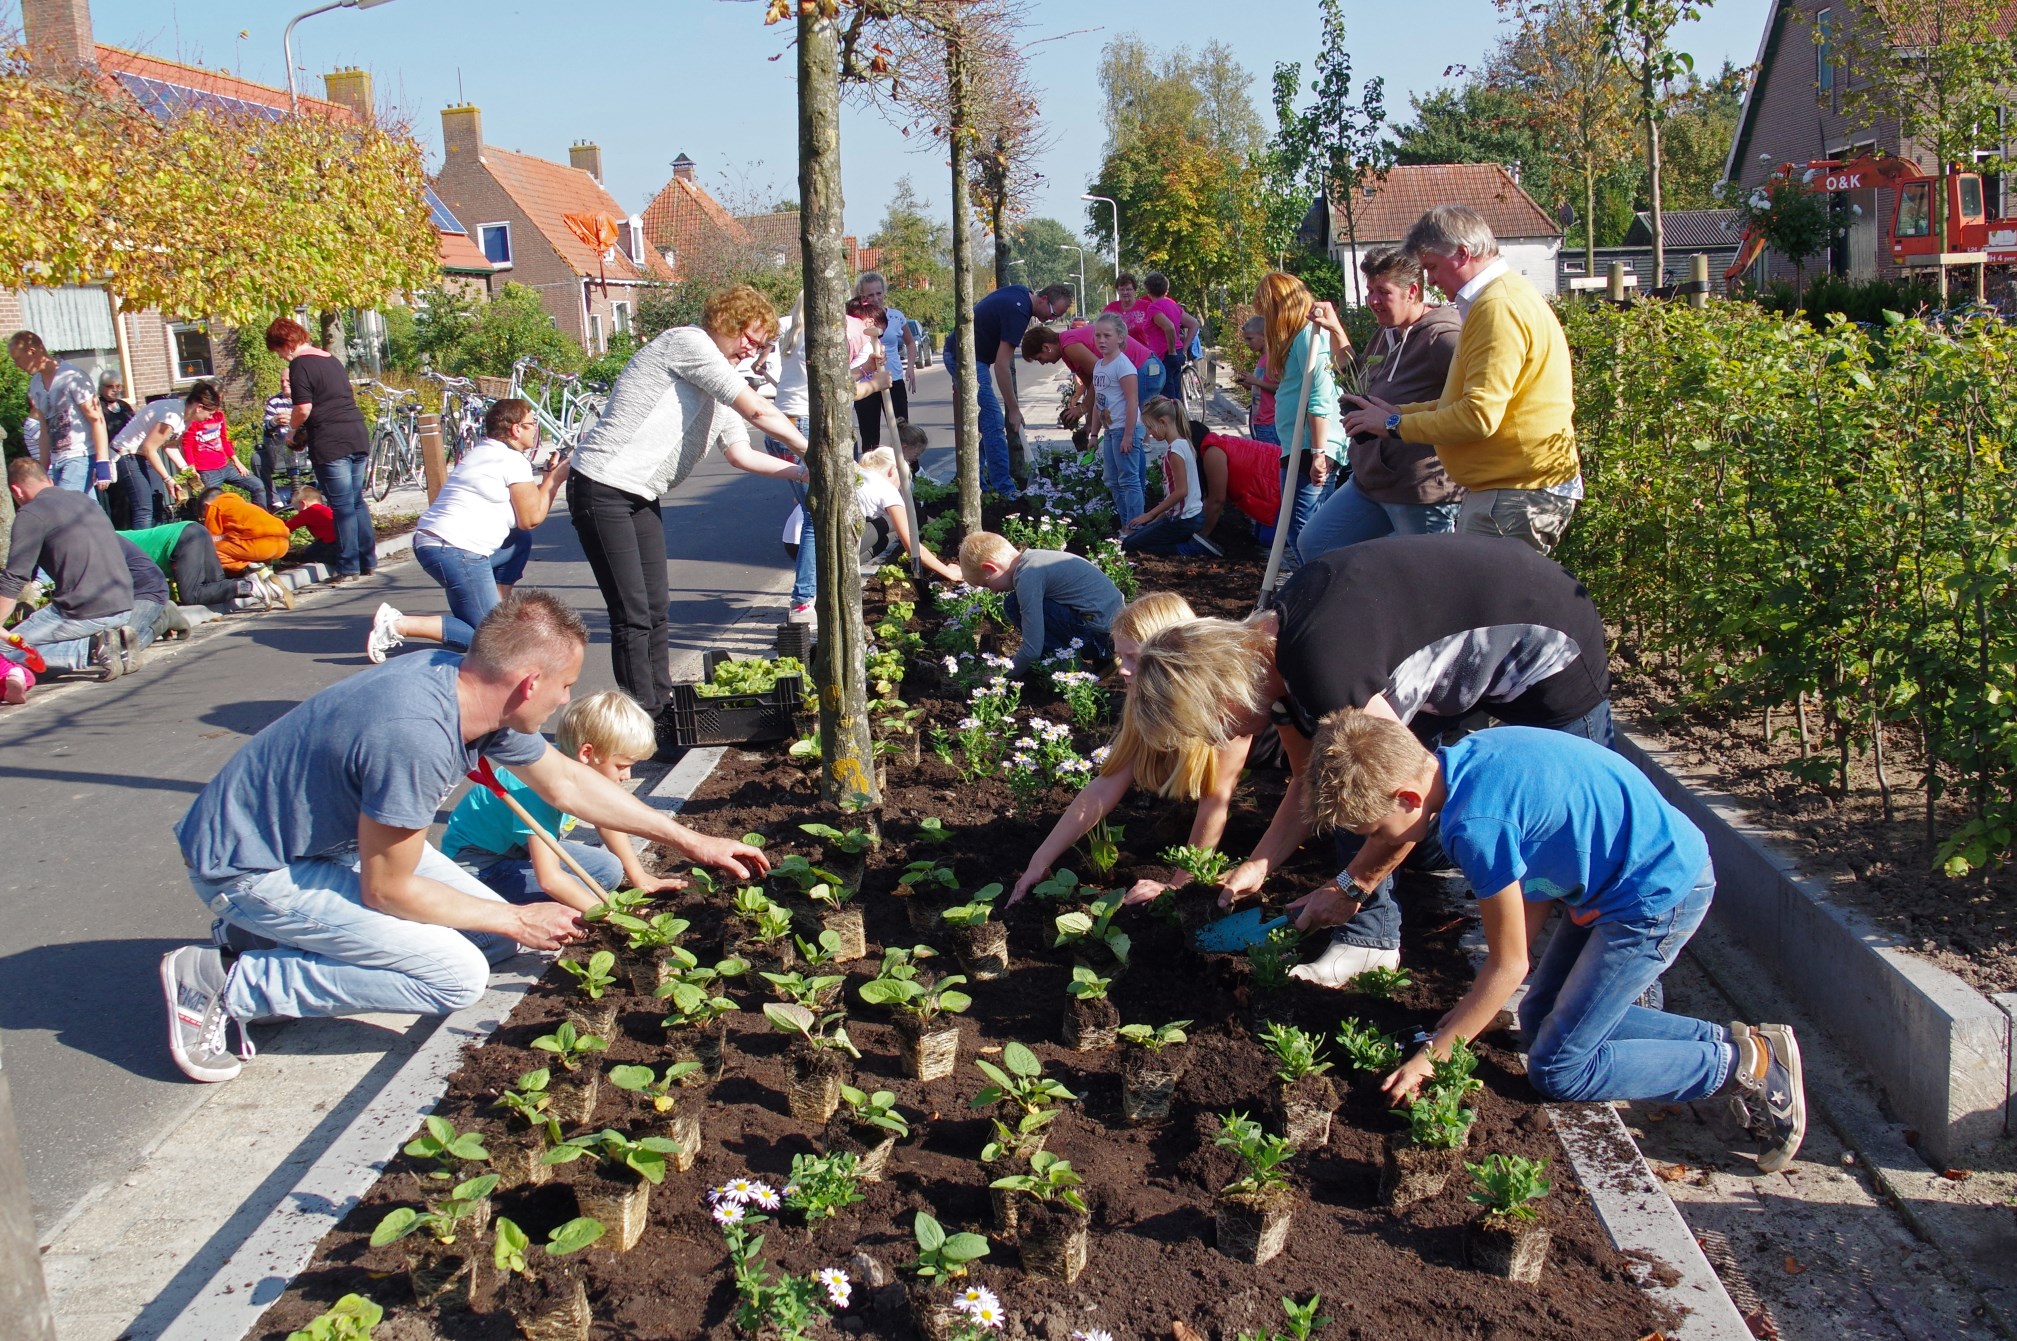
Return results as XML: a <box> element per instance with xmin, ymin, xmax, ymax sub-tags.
<box><xmin>1549</xmin><ymin>1103</ymin><xmax>1755</xmax><ymax>1339</ymax></box>
<box><xmin>1618</xmin><ymin>730</ymin><xmax>2013</xmax><ymax>1170</ymax></box>
<box><xmin>152</xmin><ymin>747</ymin><xmax>728</xmax><ymax>1341</ymax></box>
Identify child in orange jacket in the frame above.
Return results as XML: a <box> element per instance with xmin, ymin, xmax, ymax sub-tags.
<box><xmin>197</xmin><ymin>487</ymin><xmax>293</xmax><ymax>610</ymax></box>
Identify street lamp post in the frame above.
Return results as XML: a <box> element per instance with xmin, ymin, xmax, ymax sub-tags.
<box><xmin>1062</xmin><ymin>245</ymin><xmax>1086</xmax><ymax>317</ymax></box>
<box><xmin>1081</xmin><ymin>193</ymin><xmax>1120</xmax><ymax>279</ymax></box>
<box><xmin>284</xmin><ymin>0</ymin><xmax>397</xmax><ymax>113</ymax></box>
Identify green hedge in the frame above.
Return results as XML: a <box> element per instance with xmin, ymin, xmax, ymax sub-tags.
<box><xmin>1555</xmin><ymin>299</ymin><xmax>2017</xmax><ymax>873</ymax></box>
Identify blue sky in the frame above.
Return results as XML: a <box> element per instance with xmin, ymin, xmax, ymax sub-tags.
<box><xmin>33</xmin><ymin>0</ymin><xmax>1767</xmax><ymax>240</ymax></box>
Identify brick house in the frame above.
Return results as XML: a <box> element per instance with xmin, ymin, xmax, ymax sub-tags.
<box><xmin>11</xmin><ymin>0</ymin><xmax>492</xmax><ymax>407</ymax></box>
<box><xmin>432</xmin><ymin>108</ymin><xmax>670</xmax><ymax>354</ymax></box>
<box><xmin>729</xmin><ymin>209</ymin><xmax>886</xmax><ymax>278</ymax></box>
<box><xmin>1722</xmin><ymin>0</ymin><xmax>2016</xmax><ymax>283</ymax></box>
<box><xmin>641</xmin><ymin>154</ymin><xmax>757</xmax><ymax>283</ymax></box>
<box><xmin>1321</xmin><ymin>163</ymin><xmax>1564</xmax><ymax>299</ymax></box>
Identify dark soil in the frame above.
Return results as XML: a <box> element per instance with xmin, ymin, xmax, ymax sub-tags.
<box><xmin>254</xmin><ymin>512</ymin><xmax>1671</xmax><ymax>1341</ymax></box>
<box><xmin>1611</xmin><ymin>657</ymin><xmax>2017</xmax><ymax>994</ymax></box>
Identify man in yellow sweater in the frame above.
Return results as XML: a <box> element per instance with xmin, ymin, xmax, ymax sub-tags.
<box><xmin>1341</xmin><ymin>205</ymin><xmax>1581</xmax><ymax>555</ymax></box>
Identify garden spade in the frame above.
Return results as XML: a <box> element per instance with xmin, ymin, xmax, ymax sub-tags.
<box><xmin>1193</xmin><ymin>907</ymin><xmax>1293</xmax><ymax>953</ymax></box>
<box><xmin>2</xmin><ymin>631</ymin><xmax>46</xmax><ymax>675</ymax></box>
<box><xmin>465</xmin><ymin>756</ymin><xmax>615</xmax><ymax>905</ymax></box>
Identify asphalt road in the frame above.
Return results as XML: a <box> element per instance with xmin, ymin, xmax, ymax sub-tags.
<box><xmin>2</xmin><ymin>360</ymin><xmax>960</xmax><ymax>1233</ymax></box>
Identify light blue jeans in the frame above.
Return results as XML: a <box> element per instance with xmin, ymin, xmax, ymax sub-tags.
<box><xmin>1294</xmin><ymin>477</ymin><xmax>1460</xmax><ymax>562</ymax></box>
<box><xmin>9</xmin><ymin>603</ymin><xmax>131</xmax><ymax>671</ymax></box>
<box><xmin>48</xmin><ymin>456</ymin><xmax>91</xmax><ymax>493</ymax></box>
<box><xmin>192</xmin><ymin>843</ymin><xmax>522</xmax><ymax>1019</ymax></box>
<box><xmin>462</xmin><ymin>841</ymin><xmax>625</xmax><ymax>906</ymax></box>
<box><xmin>1101</xmin><ymin>422</ymin><xmax>1146</xmax><ymax>524</ymax></box>
<box><xmin>414</xmin><ymin>535</ymin><xmax>501</xmax><ymax>652</ymax></box>
<box><xmin>1519</xmin><ymin>869</ymin><xmax>1731</xmax><ymax>1103</ymax></box>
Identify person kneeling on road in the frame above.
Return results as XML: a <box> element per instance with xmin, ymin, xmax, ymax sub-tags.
<box><xmin>1307</xmin><ymin>709</ymin><xmax>1807</xmax><ymax>1173</ymax></box>
<box><xmin>162</xmin><ymin>590</ymin><xmax>770</xmax><ymax>1084</ymax></box>
<box><xmin>442</xmin><ymin>689</ymin><xmax>684</xmax><ymax>908</ymax></box>
<box><xmin>0</xmin><ymin>457</ymin><xmax>138</xmax><ymax>680</ymax></box>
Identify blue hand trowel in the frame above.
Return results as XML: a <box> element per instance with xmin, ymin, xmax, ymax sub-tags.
<box><xmin>1193</xmin><ymin>907</ymin><xmax>1293</xmax><ymax>952</ymax></box>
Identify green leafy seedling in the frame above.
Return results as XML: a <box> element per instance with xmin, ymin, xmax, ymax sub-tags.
<box><xmin>909</xmin><ymin>1208</ymin><xmax>990</xmax><ymax>1279</ymax></box>
<box><xmin>1349</xmin><ymin>965</ymin><xmax>1413</xmax><ymax>999</ymax></box>
<box><xmin>1246</xmin><ymin>926</ymin><xmax>1301</xmax><ymax>990</ymax></box>
<box><xmin>402</xmin><ymin>1115</ymin><xmax>489</xmax><ymax>1178</ymax></box>
<box><xmin>915</xmin><ymin>816</ymin><xmax>954</xmax><ymax>844</ymax></box>
<box><xmin>285</xmin><ymin>1293</ymin><xmax>384</xmax><ymax>1341</ymax></box>
<box><xmin>783</xmin><ymin>1149</ymin><xmax>864</xmax><ymax>1221</ymax></box>
<box><xmin>971</xmin><ymin>1040</ymin><xmax>1076</xmax><ymax>1114</ymax></box>
<box><xmin>542</xmin><ymin>1128</ymin><xmax>684</xmax><ymax>1185</ymax></box>
<box><xmin>1066</xmin><ymin>964</ymin><xmax>1111</xmax><ymax>1001</ymax></box>
<box><xmin>798</xmin><ymin>820</ymin><xmax>879</xmax><ymax>855</ymax></box>
<box><xmin>1427</xmin><ymin>1035</ymin><xmax>1484</xmax><ymax>1103</ymax></box>
<box><xmin>492</xmin><ymin>1215</ymin><xmax>605</xmax><ymax>1275</ymax></box>
<box><xmin>1079</xmin><ymin>819</ymin><xmax>1123</xmax><ymax>878</ymax></box>
<box><xmin>1405</xmin><ymin>1086</ymin><xmax>1475</xmax><ymax>1150</ymax></box>
<box><xmin>557</xmin><ymin>949</ymin><xmax>618</xmax><ymax>1000</ymax></box>
<box><xmin>1235</xmin><ymin>1293</ymin><xmax>1331</xmax><ymax>1341</ymax></box>
<box><xmin>1257</xmin><ymin>1020</ymin><xmax>1333</xmax><ymax>1083</ymax></box>
<box><xmin>839</xmin><ymin>1084</ymin><xmax>910</xmax><ymax>1137</ymax></box>
<box><xmin>608</xmin><ymin>1061</ymin><xmax>705</xmax><ymax>1110</ymax></box>
<box><xmin>940</xmin><ymin>882</ymin><xmax>1004</xmax><ymax>927</ymax></box>
<box><xmin>370</xmin><ymin>1173</ymin><xmax>499</xmax><ymax>1246</ymax></box>
<box><xmin>988</xmin><ymin>1149</ymin><xmax>1089</xmax><ymax>1213</ymax></box>
<box><xmin>1466</xmin><ymin>1153</ymin><xmax>1552</xmax><ymax>1221</ymax></box>
<box><xmin>1118</xmin><ymin>1020</ymin><xmax>1192</xmax><ymax>1052</ymax></box>
<box><xmin>762</xmin><ymin>1001</ymin><xmax>862</xmax><ymax>1058</ymax></box>
<box><xmin>1214</xmin><ymin>1110</ymin><xmax>1296</xmax><ymax>1196</ymax></box>
<box><xmin>895</xmin><ymin>857</ymin><xmax>958</xmax><ymax>898</ymax></box>
<box><xmin>1159</xmin><ymin>843</ymin><xmax>1233</xmax><ymax>885</ymax></box>
<box><xmin>1030</xmin><ymin>867</ymin><xmax>1083</xmax><ymax>901</ymax></box>
<box><xmin>1334</xmin><ymin>1018</ymin><xmax>1403</xmax><ymax>1074</ymax></box>
<box><xmin>605</xmin><ymin>911</ymin><xmax>692</xmax><ymax>954</ymax></box>
<box><xmin>582</xmin><ymin>887</ymin><xmax>652</xmax><ymax>924</ymax></box>
<box><xmin>528</xmin><ymin>1020</ymin><xmax>608</xmax><ymax>1072</ymax></box>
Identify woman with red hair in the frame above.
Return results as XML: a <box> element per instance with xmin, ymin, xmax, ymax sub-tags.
<box><xmin>266</xmin><ymin>317</ymin><xmax>372</xmax><ymax>580</ymax></box>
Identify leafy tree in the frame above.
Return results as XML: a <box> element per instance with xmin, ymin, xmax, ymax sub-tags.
<box><xmin>1603</xmin><ymin>0</ymin><xmax>1710</xmax><ymax>286</ymax></box>
<box><xmin>1732</xmin><ymin>166</ymin><xmax>1839</xmax><ymax>290</ymax></box>
<box><xmin>1655</xmin><ymin>61</ymin><xmax>1746</xmax><ymax>211</ymax></box>
<box><xmin>869</xmin><ymin>177</ymin><xmax>953</xmax><ymax>337</ymax></box>
<box><xmin>416</xmin><ymin>283</ymin><xmax>584</xmax><ymax>379</ymax></box>
<box><xmin>1269</xmin><ymin>0</ymin><xmax>1394</xmax><ymax>305</ymax></box>
<box><xmin>1834</xmin><ymin>0</ymin><xmax>2017</xmax><ymax>301</ymax></box>
<box><xmin>1005</xmin><ymin>217</ymin><xmax>1087</xmax><ymax>299</ymax></box>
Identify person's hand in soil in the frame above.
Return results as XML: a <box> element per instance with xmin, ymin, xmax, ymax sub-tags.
<box><xmin>1381</xmin><ymin>1048</ymin><xmax>1436</xmax><ymax>1106</ymax></box>
<box><xmin>1122</xmin><ymin>877</ymin><xmax>1171</xmax><ymax>907</ymax></box>
<box><xmin>1287</xmin><ymin>879</ymin><xmax>1364</xmax><ymax>932</ymax></box>
<box><xmin>684</xmin><ymin>833</ymin><xmax>771</xmax><ymax>881</ymax></box>
<box><xmin>625</xmin><ymin>870</ymin><xmax>687</xmax><ymax>897</ymax></box>
<box><xmin>514</xmin><ymin>902</ymin><xmax>587</xmax><ymax>953</ymax></box>
<box><xmin>1216</xmin><ymin>859</ymin><xmax>1269</xmax><ymax>909</ymax></box>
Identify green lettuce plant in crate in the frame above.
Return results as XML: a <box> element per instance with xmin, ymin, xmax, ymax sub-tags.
<box><xmin>601</xmin><ymin>907</ymin><xmax>693</xmax><ymax>995</ymax></box>
<box><xmin>1465</xmin><ymin>1153</ymin><xmax>1553</xmax><ymax>1283</ymax></box>
<box><xmin>1381</xmin><ymin>1067</ymin><xmax>1478</xmax><ymax>1209</ymax></box>
<box><xmin>556</xmin><ymin>948</ymin><xmax>619</xmax><ymax>1037</ymax></box>
<box><xmin>492</xmin><ymin>1067</ymin><xmax>562</xmax><ymax>1187</ymax></box>
<box><xmin>1116</xmin><ymin>1019</ymin><xmax>1192</xmax><ymax>1123</ymax></box>
<box><xmin>1213</xmin><ymin>1111</ymin><xmax>1298</xmax><ymax>1265</ymax></box>
<box><xmin>1257</xmin><ymin>1021</ymin><xmax>1340</xmax><ymax>1149</ymax></box>
<box><xmin>369</xmin><ymin>1172</ymin><xmax>498</xmax><ymax>1308</ymax></box>
<box><xmin>654</xmin><ymin>956</ymin><xmax>745</xmax><ymax>1078</ymax></box>
<box><xmin>771</xmin><ymin>851</ymin><xmax>866</xmax><ymax>961</ymax></box>
<box><xmin>940</xmin><ymin>881</ymin><xmax>1009</xmax><ymax>979</ymax></box>
<box><xmin>972</xmin><ymin>1041</ymin><xmax>1075</xmax><ymax>1163</ymax></box>
<box><xmin>988</xmin><ymin>1150</ymin><xmax>1092</xmax><ymax>1282</ymax></box>
<box><xmin>764</xmin><ymin>1001</ymin><xmax>862</xmax><ymax>1125</ymax></box>
<box><xmin>1053</xmin><ymin>887</ymin><xmax>1131</xmax><ymax>971</ymax></box>
<box><xmin>893</xmin><ymin>854</ymin><xmax>960</xmax><ymax>933</ymax></box>
<box><xmin>721</xmin><ymin>886</ymin><xmax>798</xmax><ymax>974</ymax></box>
<box><xmin>527</xmin><ymin>1022</ymin><xmax>607</xmax><ymax>1125</ymax></box>
<box><xmin>857</xmin><ymin>944</ymin><xmax>971</xmax><ymax>1080</ymax></box>
<box><xmin>491</xmin><ymin>1215</ymin><xmax>604</xmax><ymax>1341</ymax></box>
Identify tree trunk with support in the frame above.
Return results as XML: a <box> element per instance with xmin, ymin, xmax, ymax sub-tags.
<box><xmin>1643</xmin><ymin>77</ymin><xmax>1666</xmax><ymax>287</ymax></box>
<box><xmin>946</xmin><ymin>40</ymin><xmax>983</xmax><ymax>537</ymax></box>
<box><xmin>800</xmin><ymin>5</ymin><xmax>879</xmax><ymax>808</ymax></box>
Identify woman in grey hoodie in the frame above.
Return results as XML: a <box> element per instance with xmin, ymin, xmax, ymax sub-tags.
<box><xmin>1293</xmin><ymin>248</ymin><xmax>1465</xmax><ymax>559</ymax></box>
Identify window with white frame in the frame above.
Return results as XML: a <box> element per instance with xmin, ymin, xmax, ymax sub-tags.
<box><xmin>169</xmin><ymin>323</ymin><xmax>215</xmax><ymax>380</ymax></box>
<box><xmin>613</xmin><ymin>301</ymin><xmax>632</xmax><ymax>336</ymax></box>
<box><xmin>624</xmin><ymin>215</ymin><xmax>644</xmax><ymax>263</ymax></box>
<box><xmin>478</xmin><ymin>222</ymin><xmax>513</xmax><ymax>268</ymax></box>
<box><xmin>1816</xmin><ymin>9</ymin><xmax>1836</xmax><ymax>96</ymax></box>
<box><xmin>588</xmin><ymin>312</ymin><xmax>604</xmax><ymax>354</ymax></box>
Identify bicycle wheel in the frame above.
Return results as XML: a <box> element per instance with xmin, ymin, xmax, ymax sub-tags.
<box><xmin>1181</xmin><ymin>362</ymin><xmax>1204</xmax><ymax>414</ymax></box>
<box><xmin>368</xmin><ymin>427</ymin><xmax>399</xmax><ymax>502</ymax></box>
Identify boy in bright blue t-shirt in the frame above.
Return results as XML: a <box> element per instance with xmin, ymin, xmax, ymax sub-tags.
<box><xmin>1307</xmin><ymin>711</ymin><xmax>1807</xmax><ymax>1173</ymax></box>
<box><xmin>443</xmin><ymin>690</ymin><xmax>682</xmax><ymax>909</ymax></box>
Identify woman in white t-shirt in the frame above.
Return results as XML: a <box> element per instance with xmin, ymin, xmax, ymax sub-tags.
<box><xmin>1088</xmin><ymin>312</ymin><xmax>1146</xmax><ymax>528</ymax></box>
<box><xmin>784</xmin><ymin>446</ymin><xmax>960</xmax><ymax>613</ymax></box>
<box><xmin>365</xmin><ymin>398</ymin><xmax>571</xmax><ymax>661</ymax></box>
<box><xmin>1122</xmin><ymin>395</ymin><xmax>1208</xmax><ymax>554</ymax></box>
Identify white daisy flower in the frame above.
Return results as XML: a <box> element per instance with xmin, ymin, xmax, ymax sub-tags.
<box><xmin>970</xmin><ymin>1299</ymin><xmax>1006</xmax><ymax>1329</ymax></box>
<box><xmin>816</xmin><ymin>1267</ymin><xmax>851</xmax><ymax>1308</ymax></box>
<box><xmin>748</xmin><ymin>1182</ymin><xmax>780</xmax><ymax>1210</ymax></box>
<box><xmin>722</xmin><ymin>1176</ymin><xmax>757</xmax><ymax>1201</ymax></box>
<box><xmin>711</xmin><ymin>1200</ymin><xmax>745</xmax><ymax>1227</ymax></box>
<box><xmin>1073</xmin><ymin>1331</ymin><xmax>1115</xmax><ymax>1341</ymax></box>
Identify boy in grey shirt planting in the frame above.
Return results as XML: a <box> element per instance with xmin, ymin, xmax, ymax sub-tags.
<box><xmin>959</xmin><ymin>531</ymin><xmax>1122</xmax><ymax>675</ymax></box>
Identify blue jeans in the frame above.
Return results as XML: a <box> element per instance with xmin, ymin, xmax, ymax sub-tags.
<box><xmin>8</xmin><ymin>603</ymin><xmax>131</xmax><ymax>672</ymax></box>
<box><xmin>1135</xmin><ymin>356</ymin><xmax>1165</xmax><ymax>409</ymax></box>
<box><xmin>1101</xmin><ymin>423</ymin><xmax>1146</xmax><ymax>524</ymax></box>
<box><xmin>766</xmin><ymin>416</ymin><xmax>810</xmax><ymax>509</ymax></box>
<box><xmin>1122</xmin><ymin>509</ymin><xmax>1203</xmax><ymax>554</ymax></box>
<box><xmin>312</xmin><ymin>453</ymin><xmax>375</xmax><ymax>577</ymax></box>
<box><xmin>1160</xmin><ymin>355</ymin><xmax>1184</xmax><ymax>400</ymax></box>
<box><xmin>414</xmin><ymin>536</ymin><xmax>500</xmax><ymax>652</ymax></box>
<box><xmin>1520</xmin><ymin>870</ymin><xmax>1730</xmax><ymax>1103</ymax></box>
<box><xmin>1294</xmin><ymin>477</ymin><xmax>1460</xmax><ymax>561</ymax></box>
<box><xmin>114</xmin><ymin>454</ymin><xmax>171</xmax><ymax>529</ymax></box>
<box><xmin>199</xmin><ymin>461</ymin><xmax>268</xmax><ymax>510</ymax></box>
<box><xmin>463</xmin><ymin>841</ymin><xmax>624</xmax><ymax>906</ymax></box>
<box><xmin>48</xmin><ymin>456</ymin><xmax>91</xmax><ymax>493</ymax></box>
<box><xmin>1283</xmin><ymin>461</ymin><xmax>1338</xmax><ymax>553</ymax></box>
<box><xmin>192</xmin><ymin>843</ymin><xmax>522</xmax><ymax>1019</ymax></box>
<box><xmin>945</xmin><ymin>340</ymin><xmax>1016</xmax><ymax>497</ymax></box>
<box><xmin>791</xmin><ymin>515</ymin><xmax>888</xmax><ymax>606</ymax></box>
<box><xmin>1253</xmin><ymin>423</ymin><xmax>1280</xmax><ymax>448</ymax></box>
<box><xmin>490</xmin><ymin>528</ymin><xmax>534</xmax><ymax>587</ymax></box>
<box><xmin>128</xmin><ymin>598</ymin><xmax>164</xmax><ymax>654</ymax></box>
<box><xmin>1003</xmin><ymin>593</ymin><xmax>1112</xmax><ymax>664</ymax></box>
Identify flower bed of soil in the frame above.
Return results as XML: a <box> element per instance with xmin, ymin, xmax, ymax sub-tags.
<box><xmin>253</xmin><ymin>518</ymin><xmax>1671</xmax><ymax>1341</ymax></box>
<box><xmin>1611</xmin><ymin>656</ymin><xmax>2017</xmax><ymax>995</ymax></box>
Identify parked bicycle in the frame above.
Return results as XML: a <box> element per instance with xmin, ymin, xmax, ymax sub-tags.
<box><xmin>509</xmin><ymin>356</ymin><xmax>606</xmax><ymax>452</ymax></box>
<box><xmin>357</xmin><ymin>380</ymin><xmax>425</xmax><ymax>502</ymax></box>
<box><xmin>421</xmin><ymin>370</ymin><xmax>489</xmax><ymax>466</ymax></box>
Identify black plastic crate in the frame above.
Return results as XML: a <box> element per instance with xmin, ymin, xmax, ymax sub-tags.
<box><xmin>774</xmin><ymin>622</ymin><xmax>813</xmax><ymax>662</ymax></box>
<box><xmin>658</xmin><ymin>649</ymin><xmax>806</xmax><ymax>752</ymax></box>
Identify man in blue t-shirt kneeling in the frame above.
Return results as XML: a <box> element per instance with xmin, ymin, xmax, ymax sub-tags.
<box><xmin>163</xmin><ymin>590</ymin><xmax>770</xmax><ymax>1085</ymax></box>
<box><xmin>1306</xmin><ymin>709</ymin><xmax>1807</xmax><ymax>1174</ymax></box>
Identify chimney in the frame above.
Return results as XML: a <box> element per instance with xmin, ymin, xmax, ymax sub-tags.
<box><xmin>21</xmin><ymin>0</ymin><xmax>95</xmax><ymax>69</ymax></box>
<box><xmin>441</xmin><ymin>105</ymin><xmax>483</xmax><ymax>165</ymax></box>
<box><xmin>321</xmin><ymin>66</ymin><xmax>375</xmax><ymax>123</ymax></box>
<box><xmin>672</xmin><ymin>153</ymin><xmax>696</xmax><ymax>183</ymax></box>
<box><xmin>569</xmin><ymin>141</ymin><xmax>603</xmax><ymax>183</ymax></box>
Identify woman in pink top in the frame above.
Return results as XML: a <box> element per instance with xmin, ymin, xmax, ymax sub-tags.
<box><xmin>1020</xmin><ymin>324</ymin><xmax>1165</xmax><ymax>428</ymax></box>
<box><xmin>1140</xmin><ymin>271</ymin><xmax>1201</xmax><ymax>400</ymax></box>
<box><xmin>1104</xmin><ymin>273</ymin><xmax>1152</xmax><ymax>346</ymax></box>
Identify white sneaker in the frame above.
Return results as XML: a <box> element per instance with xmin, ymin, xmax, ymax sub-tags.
<box><xmin>367</xmin><ymin>602</ymin><xmax>405</xmax><ymax>664</ymax></box>
<box><xmin>786</xmin><ymin>602</ymin><xmax>817</xmax><ymax>628</ymax></box>
<box><xmin>1288</xmin><ymin>936</ymin><xmax>1401</xmax><ymax>988</ymax></box>
<box><xmin>257</xmin><ymin>567</ymin><xmax>295</xmax><ymax>611</ymax></box>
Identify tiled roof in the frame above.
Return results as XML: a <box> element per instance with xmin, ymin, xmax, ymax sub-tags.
<box><xmin>97</xmin><ymin>46</ymin><xmax>353</xmax><ymax>122</ymax></box>
<box><xmin>483</xmin><ymin>146</ymin><xmax>672</xmax><ymax>283</ymax></box>
<box><xmin>740</xmin><ymin>211</ymin><xmax>798</xmax><ymax>261</ymax></box>
<box><xmin>1329</xmin><ymin>163</ymin><xmax>1561</xmax><ymax>244</ymax></box>
<box><xmin>429</xmin><ymin>187</ymin><xmax>494</xmax><ymax>275</ymax></box>
<box><xmin>1625</xmin><ymin>210</ymin><xmax>1743</xmax><ymax>249</ymax></box>
<box><xmin>643</xmin><ymin>176</ymin><xmax>748</xmax><ymax>276</ymax></box>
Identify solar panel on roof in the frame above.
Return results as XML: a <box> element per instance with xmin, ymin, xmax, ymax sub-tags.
<box><xmin>115</xmin><ymin>72</ymin><xmax>288</xmax><ymax>124</ymax></box>
<box><xmin>424</xmin><ymin>185</ymin><xmax>468</xmax><ymax>236</ymax></box>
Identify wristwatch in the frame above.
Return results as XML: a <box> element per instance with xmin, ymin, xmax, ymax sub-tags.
<box><xmin>1384</xmin><ymin>412</ymin><xmax>1402</xmax><ymax>435</ymax></box>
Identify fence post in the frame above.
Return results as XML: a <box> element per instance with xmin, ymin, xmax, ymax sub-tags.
<box><xmin>1607</xmin><ymin>262</ymin><xmax>1627</xmax><ymax>304</ymax></box>
<box><xmin>0</xmin><ymin>1039</ymin><xmax>56</xmax><ymax>1341</ymax></box>
<box><xmin>418</xmin><ymin>413</ymin><xmax>447</xmax><ymax>503</ymax></box>
<box><xmin>1690</xmin><ymin>254</ymin><xmax>1710</xmax><ymax>309</ymax></box>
